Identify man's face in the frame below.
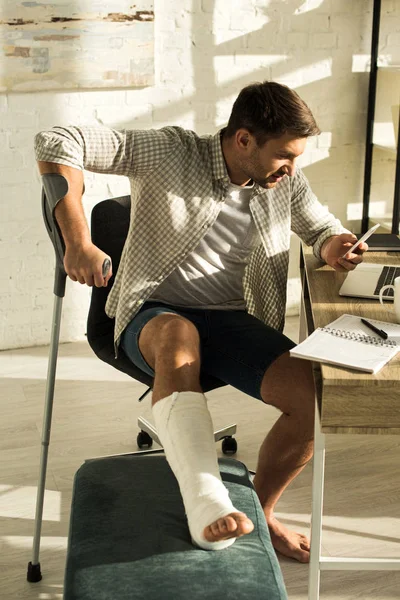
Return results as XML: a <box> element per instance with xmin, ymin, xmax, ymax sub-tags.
<box><xmin>237</xmin><ymin>131</ymin><xmax>307</xmax><ymax>189</ymax></box>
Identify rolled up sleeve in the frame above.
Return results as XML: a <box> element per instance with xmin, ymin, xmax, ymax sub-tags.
<box><xmin>290</xmin><ymin>168</ymin><xmax>349</xmax><ymax>260</ymax></box>
<box><xmin>34</xmin><ymin>125</ymin><xmax>173</xmax><ymax>178</ymax></box>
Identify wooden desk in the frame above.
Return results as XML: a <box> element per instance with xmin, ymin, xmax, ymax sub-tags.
<box><xmin>300</xmin><ymin>243</ymin><xmax>400</xmax><ymax>600</ymax></box>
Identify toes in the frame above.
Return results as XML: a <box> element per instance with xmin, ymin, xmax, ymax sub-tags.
<box><xmin>282</xmin><ymin>544</ymin><xmax>310</xmax><ymax>563</ymax></box>
<box><xmin>221</xmin><ymin>515</ymin><xmax>239</xmax><ymax>533</ymax></box>
<box><xmin>291</xmin><ymin>536</ymin><xmax>310</xmax><ymax>562</ymax></box>
<box><xmin>299</xmin><ymin>535</ymin><xmax>310</xmax><ymax>551</ymax></box>
<box><xmin>205</xmin><ymin>513</ymin><xmax>253</xmax><ymax>542</ymax></box>
<box><xmin>209</xmin><ymin>522</ymin><xmax>221</xmax><ymax>538</ymax></box>
<box><xmin>217</xmin><ymin>517</ymin><xmax>233</xmax><ymax>535</ymax></box>
<box><xmin>291</xmin><ymin>538</ymin><xmax>310</xmax><ymax>562</ymax></box>
<box><xmin>269</xmin><ymin>525</ymin><xmax>311</xmax><ymax>563</ymax></box>
<box><xmin>218</xmin><ymin>519</ymin><xmax>228</xmax><ymax>533</ymax></box>
<box><xmin>297</xmin><ymin>549</ymin><xmax>310</xmax><ymax>563</ymax></box>
<box><xmin>300</xmin><ymin>541</ymin><xmax>310</xmax><ymax>552</ymax></box>
<box><xmin>238</xmin><ymin>518</ymin><xmax>254</xmax><ymax>535</ymax></box>
<box><xmin>209</xmin><ymin>517</ymin><xmax>234</xmax><ymax>538</ymax></box>
<box><xmin>231</xmin><ymin>513</ymin><xmax>254</xmax><ymax>534</ymax></box>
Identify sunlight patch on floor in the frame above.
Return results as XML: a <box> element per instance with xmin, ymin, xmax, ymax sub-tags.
<box><xmin>0</xmin><ymin>485</ymin><xmax>61</xmax><ymax>521</ymax></box>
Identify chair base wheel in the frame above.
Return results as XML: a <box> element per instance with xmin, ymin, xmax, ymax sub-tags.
<box><xmin>222</xmin><ymin>436</ymin><xmax>237</xmax><ymax>455</ymax></box>
<box><xmin>137</xmin><ymin>430</ymin><xmax>153</xmax><ymax>449</ymax></box>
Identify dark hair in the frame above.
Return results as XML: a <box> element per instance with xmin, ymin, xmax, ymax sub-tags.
<box><xmin>225</xmin><ymin>81</ymin><xmax>320</xmax><ymax>145</ymax></box>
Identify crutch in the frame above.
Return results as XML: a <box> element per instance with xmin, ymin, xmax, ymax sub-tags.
<box><xmin>27</xmin><ymin>173</ymin><xmax>69</xmax><ymax>582</ymax></box>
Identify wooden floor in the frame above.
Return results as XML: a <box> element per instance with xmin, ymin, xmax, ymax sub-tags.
<box><xmin>1</xmin><ymin>316</ymin><xmax>399</xmax><ymax>600</ymax></box>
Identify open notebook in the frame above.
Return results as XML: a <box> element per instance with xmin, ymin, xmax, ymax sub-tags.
<box><xmin>290</xmin><ymin>314</ymin><xmax>400</xmax><ymax>374</ymax></box>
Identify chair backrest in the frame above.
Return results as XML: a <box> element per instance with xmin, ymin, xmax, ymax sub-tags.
<box><xmin>86</xmin><ymin>196</ymin><xmax>155</xmax><ymax>386</ymax></box>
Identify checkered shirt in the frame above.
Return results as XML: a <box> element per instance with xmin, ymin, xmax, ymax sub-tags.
<box><xmin>35</xmin><ymin>125</ymin><xmax>346</xmax><ymax>355</ymax></box>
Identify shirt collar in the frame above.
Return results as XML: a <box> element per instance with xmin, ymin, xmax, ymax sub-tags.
<box><xmin>210</xmin><ymin>128</ymin><xmax>230</xmax><ymax>182</ymax></box>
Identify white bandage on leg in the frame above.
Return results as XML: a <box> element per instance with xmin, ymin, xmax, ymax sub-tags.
<box><xmin>152</xmin><ymin>391</ymin><xmax>238</xmax><ymax>550</ymax></box>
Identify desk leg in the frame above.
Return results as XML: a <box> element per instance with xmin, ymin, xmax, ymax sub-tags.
<box><xmin>308</xmin><ymin>399</ymin><xmax>325</xmax><ymax>600</ymax></box>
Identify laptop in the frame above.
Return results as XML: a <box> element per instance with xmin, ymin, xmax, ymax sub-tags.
<box><xmin>339</xmin><ymin>263</ymin><xmax>400</xmax><ymax>300</ymax></box>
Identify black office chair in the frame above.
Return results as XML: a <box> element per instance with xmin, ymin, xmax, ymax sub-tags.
<box><xmin>27</xmin><ymin>173</ymin><xmax>238</xmax><ymax>582</ymax></box>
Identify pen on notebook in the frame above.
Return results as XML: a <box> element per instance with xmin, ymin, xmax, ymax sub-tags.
<box><xmin>360</xmin><ymin>318</ymin><xmax>388</xmax><ymax>340</ymax></box>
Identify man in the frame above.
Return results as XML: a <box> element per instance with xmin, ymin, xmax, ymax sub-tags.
<box><xmin>35</xmin><ymin>81</ymin><xmax>367</xmax><ymax>562</ymax></box>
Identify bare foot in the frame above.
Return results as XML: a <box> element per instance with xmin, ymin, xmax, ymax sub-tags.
<box><xmin>267</xmin><ymin>515</ymin><xmax>310</xmax><ymax>563</ymax></box>
<box><xmin>203</xmin><ymin>512</ymin><xmax>254</xmax><ymax>543</ymax></box>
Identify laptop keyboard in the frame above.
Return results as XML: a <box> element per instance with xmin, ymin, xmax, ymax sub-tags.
<box><xmin>374</xmin><ymin>266</ymin><xmax>400</xmax><ymax>297</ymax></box>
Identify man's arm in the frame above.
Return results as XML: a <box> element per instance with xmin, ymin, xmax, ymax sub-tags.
<box><xmin>34</xmin><ymin>124</ymin><xmax>136</xmax><ymax>288</ymax></box>
<box><xmin>35</xmin><ymin>125</ymin><xmax>176</xmax><ymax>285</ymax></box>
<box><xmin>34</xmin><ymin>124</ymin><xmax>140</xmax><ymax>288</ymax></box>
<box><xmin>290</xmin><ymin>168</ymin><xmax>367</xmax><ymax>272</ymax></box>
<box><xmin>38</xmin><ymin>161</ymin><xmax>112</xmax><ymax>287</ymax></box>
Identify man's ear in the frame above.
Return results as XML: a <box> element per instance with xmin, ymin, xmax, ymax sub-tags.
<box><xmin>236</xmin><ymin>129</ymin><xmax>252</xmax><ymax>151</ymax></box>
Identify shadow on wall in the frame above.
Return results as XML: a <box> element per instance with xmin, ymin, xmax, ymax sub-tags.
<box><xmin>1</xmin><ymin>0</ymin><xmax>371</xmax><ymax>228</ymax></box>
<box><xmin>120</xmin><ymin>0</ymin><xmax>369</xmax><ymax>232</ymax></box>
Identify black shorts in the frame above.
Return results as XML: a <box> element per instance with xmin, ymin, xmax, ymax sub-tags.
<box><xmin>120</xmin><ymin>301</ymin><xmax>296</xmax><ymax>401</ymax></box>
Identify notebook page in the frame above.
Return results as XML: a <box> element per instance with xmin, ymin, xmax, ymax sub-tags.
<box><xmin>329</xmin><ymin>314</ymin><xmax>400</xmax><ymax>346</ymax></box>
<box><xmin>290</xmin><ymin>314</ymin><xmax>400</xmax><ymax>373</ymax></box>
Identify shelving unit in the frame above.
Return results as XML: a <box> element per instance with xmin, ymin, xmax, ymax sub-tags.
<box><xmin>372</xmin><ymin>67</ymin><xmax>399</xmax><ymax>154</ymax></box>
<box><xmin>361</xmin><ymin>0</ymin><xmax>400</xmax><ymax>250</ymax></box>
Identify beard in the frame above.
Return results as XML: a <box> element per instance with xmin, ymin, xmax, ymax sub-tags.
<box><xmin>240</xmin><ymin>151</ymin><xmax>286</xmax><ymax>189</ymax></box>
<box><xmin>246</xmin><ymin>167</ymin><xmax>287</xmax><ymax>189</ymax></box>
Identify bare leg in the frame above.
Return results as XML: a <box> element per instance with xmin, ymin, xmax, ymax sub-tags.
<box><xmin>139</xmin><ymin>314</ymin><xmax>254</xmax><ymax>543</ymax></box>
<box><xmin>253</xmin><ymin>352</ymin><xmax>315</xmax><ymax>563</ymax></box>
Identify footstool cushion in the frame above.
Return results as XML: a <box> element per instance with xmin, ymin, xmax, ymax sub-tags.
<box><xmin>64</xmin><ymin>454</ymin><xmax>288</xmax><ymax>600</ymax></box>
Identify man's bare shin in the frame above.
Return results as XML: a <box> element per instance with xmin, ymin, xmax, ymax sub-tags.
<box><xmin>252</xmin><ymin>413</ymin><xmax>314</xmax><ymax>516</ymax></box>
<box><xmin>254</xmin><ymin>353</ymin><xmax>315</xmax><ymax>515</ymax></box>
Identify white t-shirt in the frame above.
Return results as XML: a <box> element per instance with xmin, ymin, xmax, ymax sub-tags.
<box><xmin>149</xmin><ymin>181</ymin><xmax>260</xmax><ymax>310</ymax></box>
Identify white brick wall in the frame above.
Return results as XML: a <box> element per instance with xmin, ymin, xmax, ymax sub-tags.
<box><xmin>1</xmin><ymin>0</ymin><xmax>399</xmax><ymax>349</ymax></box>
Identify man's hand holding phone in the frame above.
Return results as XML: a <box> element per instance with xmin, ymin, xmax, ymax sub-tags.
<box><xmin>320</xmin><ymin>226</ymin><xmax>376</xmax><ymax>272</ymax></box>
<box><xmin>341</xmin><ymin>223</ymin><xmax>379</xmax><ymax>259</ymax></box>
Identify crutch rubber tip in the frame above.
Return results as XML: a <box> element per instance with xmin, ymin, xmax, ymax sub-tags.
<box><xmin>27</xmin><ymin>561</ymin><xmax>42</xmax><ymax>582</ymax></box>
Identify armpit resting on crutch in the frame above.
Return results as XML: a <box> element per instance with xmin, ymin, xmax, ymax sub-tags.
<box><xmin>152</xmin><ymin>391</ymin><xmax>252</xmax><ymax>550</ymax></box>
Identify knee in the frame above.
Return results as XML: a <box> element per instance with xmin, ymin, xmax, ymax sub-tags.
<box><xmin>158</xmin><ymin>315</ymin><xmax>200</xmax><ymax>348</ymax></box>
<box><xmin>138</xmin><ymin>313</ymin><xmax>200</xmax><ymax>371</ymax></box>
<box><xmin>260</xmin><ymin>352</ymin><xmax>315</xmax><ymax>417</ymax></box>
<box><xmin>155</xmin><ymin>316</ymin><xmax>201</xmax><ymax>375</ymax></box>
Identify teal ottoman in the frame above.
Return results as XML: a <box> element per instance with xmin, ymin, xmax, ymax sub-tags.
<box><xmin>64</xmin><ymin>454</ymin><xmax>288</xmax><ymax>600</ymax></box>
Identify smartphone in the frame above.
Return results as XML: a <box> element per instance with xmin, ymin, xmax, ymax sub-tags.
<box><xmin>341</xmin><ymin>223</ymin><xmax>380</xmax><ymax>258</ymax></box>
